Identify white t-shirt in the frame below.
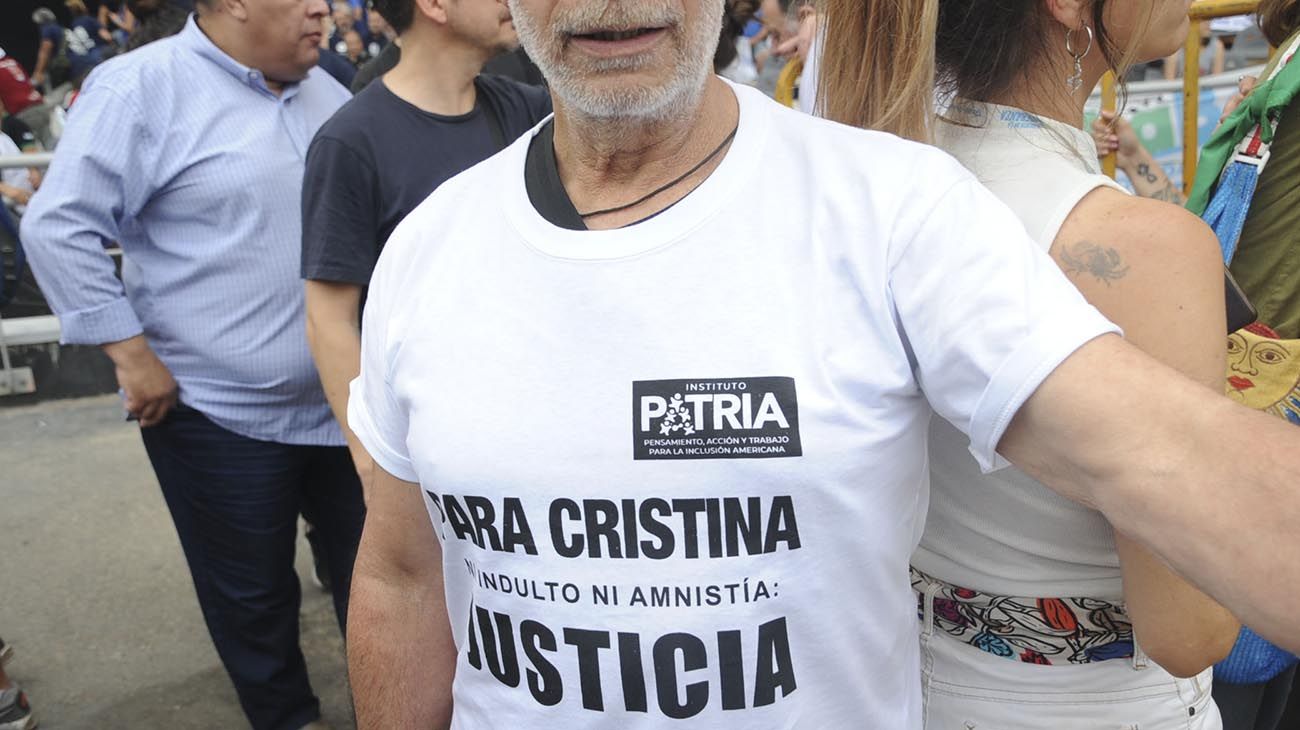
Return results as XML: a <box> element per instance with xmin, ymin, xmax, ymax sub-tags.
<box><xmin>349</xmin><ymin>82</ymin><xmax>1118</xmax><ymax>729</ymax></box>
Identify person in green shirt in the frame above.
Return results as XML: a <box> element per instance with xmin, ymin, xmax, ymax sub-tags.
<box><xmin>1221</xmin><ymin>5</ymin><xmax>1300</xmax><ymax>338</ymax></box>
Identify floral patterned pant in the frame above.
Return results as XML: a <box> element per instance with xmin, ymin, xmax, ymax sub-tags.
<box><xmin>911</xmin><ymin>567</ymin><xmax>1135</xmax><ymax>666</ymax></box>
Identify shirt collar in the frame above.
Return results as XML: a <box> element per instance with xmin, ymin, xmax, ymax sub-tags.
<box><xmin>179</xmin><ymin>14</ymin><xmax>301</xmax><ymax>100</ymax></box>
<box><xmin>943</xmin><ymin>98</ymin><xmax>1103</xmax><ymax>176</ymax></box>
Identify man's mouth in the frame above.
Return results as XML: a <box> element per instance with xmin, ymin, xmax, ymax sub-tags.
<box><xmin>1229</xmin><ymin>376</ymin><xmax>1255</xmax><ymax>391</ymax></box>
<box><xmin>566</xmin><ymin>25</ymin><xmax>669</xmax><ymax>57</ymax></box>
<box><xmin>574</xmin><ymin>27</ymin><xmax>663</xmax><ymax>42</ymax></box>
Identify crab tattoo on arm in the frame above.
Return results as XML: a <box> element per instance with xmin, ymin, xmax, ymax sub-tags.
<box><xmin>1058</xmin><ymin>241</ymin><xmax>1130</xmax><ymax>286</ymax></box>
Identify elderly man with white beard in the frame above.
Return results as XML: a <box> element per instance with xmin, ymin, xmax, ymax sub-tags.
<box><xmin>344</xmin><ymin>1</ymin><xmax>1300</xmax><ymax>727</ymax></box>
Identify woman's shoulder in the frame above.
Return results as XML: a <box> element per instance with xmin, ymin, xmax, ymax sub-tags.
<box><xmin>1061</xmin><ymin>188</ymin><xmax>1222</xmax><ymax>272</ymax></box>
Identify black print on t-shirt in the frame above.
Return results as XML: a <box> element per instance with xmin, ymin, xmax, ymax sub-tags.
<box><xmin>632</xmin><ymin>377</ymin><xmax>802</xmax><ymax>460</ymax></box>
<box><xmin>426</xmin><ymin>491</ymin><xmax>805</xmax><ymax>716</ymax></box>
<box><xmin>428</xmin><ymin>493</ymin><xmax>802</xmax><ymax>559</ymax></box>
<box><xmin>463</xmin><ymin>602</ymin><xmax>797</xmax><ymax>717</ymax></box>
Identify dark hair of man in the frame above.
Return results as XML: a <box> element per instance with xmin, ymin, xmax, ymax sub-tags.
<box><xmin>126</xmin><ymin>0</ymin><xmax>189</xmax><ymax>50</ymax></box>
<box><xmin>370</xmin><ymin>0</ymin><xmax>414</xmax><ymax>35</ymax></box>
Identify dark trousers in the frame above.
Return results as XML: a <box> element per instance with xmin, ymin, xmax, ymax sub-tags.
<box><xmin>1214</xmin><ymin>664</ymin><xmax>1299</xmax><ymax>730</ymax></box>
<box><xmin>141</xmin><ymin>403</ymin><xmax>366</xmax><ymax>730</ymax></box>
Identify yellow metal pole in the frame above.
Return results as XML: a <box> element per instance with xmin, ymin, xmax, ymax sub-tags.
<box><xmin>1183</xmin><ymin>0</ymin><xmax>1261</xmax><ymax>192</ymax></box>
<box><xmin>1189</xmin><ymin>0</ymin><xmax>1259</xmax><ymax>20</ymax></box>
<box><xmin>1183</xmin><ymin>20</ymin><xmax>1202</xmax><ymax>196</ymax></box>
<box><xmin>1100</xmin><ymin>72</ymin><xmax>1117</xmax><ymax>179</ymax></box>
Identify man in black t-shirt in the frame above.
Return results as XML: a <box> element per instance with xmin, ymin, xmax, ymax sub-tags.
<box><xmin>301</xmin><ymin>0</ymin><xmax>551</xmax><ymax>480</ymax></box>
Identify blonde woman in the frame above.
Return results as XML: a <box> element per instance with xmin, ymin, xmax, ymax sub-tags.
<box><xmin>820</xmin><ymin>0</ymin><xmax>1240</xmax><ymax>727</ymax></box>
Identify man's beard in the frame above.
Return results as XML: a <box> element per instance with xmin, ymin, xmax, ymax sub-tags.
<box><xmin>509</xmin><ymin>0</ymin><xmax>724</xmax><ymax>122</ymax></box>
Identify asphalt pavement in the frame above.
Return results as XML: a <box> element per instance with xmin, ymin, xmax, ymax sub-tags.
<box><xmin>0</xmin><ymin>395</ymin><xmax>355</xmax><ymax>729</ymax></box>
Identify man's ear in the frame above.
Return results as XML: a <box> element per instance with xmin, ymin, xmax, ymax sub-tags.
<box><xmin>219</xmin><ymin>0</ymin><xmax>251</xmax><ymax>22</ymax></box>
<box><xmin>413</xmin><ymin>0</ymin><xmax>450</xmax><ymax>26</ymax></box>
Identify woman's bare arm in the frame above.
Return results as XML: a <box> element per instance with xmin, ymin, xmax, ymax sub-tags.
<box><xmin>1047</xmin><ymin>189</ymin><xmax>1238</xmax><ymax>675</ymax></box>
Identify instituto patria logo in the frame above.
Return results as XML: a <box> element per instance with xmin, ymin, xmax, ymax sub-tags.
<box><xmin>656</xmin><ymin>394</ymin><xmax>696</xmax><ymax>436</ymax></box>
<box><xmin>633</xmin><ymin>377</ymin><xmax>802</xmax><ymax>460</ymax></box>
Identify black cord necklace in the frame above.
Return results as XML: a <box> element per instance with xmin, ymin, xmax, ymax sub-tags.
<box><xmin>577</xmin><ymin>124</ymin><xmax>740</xmax><ymax>219</ymax></box>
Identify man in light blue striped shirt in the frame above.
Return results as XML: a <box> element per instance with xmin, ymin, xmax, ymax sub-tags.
<box><xmin>20</xmin><ymin>2</ymin><xmax>358</xmax><ymax>728</ymax></box>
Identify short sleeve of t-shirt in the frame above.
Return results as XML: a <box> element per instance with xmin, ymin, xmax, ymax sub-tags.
<box><xmin>889</xmin><ymin>173</ymin><xmax>1120</xmax><ymax>472</ymax></box>
<box><xmin>349</xmin><ymin>230</ymin><xmax>416</xmax><ymax>481</ymax></box>
<box><xmin>301</xmin><ymin>135</ymin><xmax>380</xmax><ymax>285</ymax></box>
<box><xmin>41</xmin><ymin>24</ymin><xmax>63</xmax><ymax>45</ymax></box>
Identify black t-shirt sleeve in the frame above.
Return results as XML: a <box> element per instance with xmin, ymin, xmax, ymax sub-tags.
<box><xmin>301</xmin><ymin>134</ymin><xmax>382</xmax><ymax>286</ymax></box>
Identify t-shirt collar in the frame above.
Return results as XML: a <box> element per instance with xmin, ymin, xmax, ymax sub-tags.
<box><xmin>180</xmin><ymin>14</ymin><xmax>301</xmax><ymax>100</ymax></box>
<box><xmin>943</xmin><ymin>98</ymin><xmax>1103</xmax><ymax>175</ymax></box>
<box><xmin>504</xmin><ymin>79</ymin><xmax>770</xmax><ymax>261</ymax></box>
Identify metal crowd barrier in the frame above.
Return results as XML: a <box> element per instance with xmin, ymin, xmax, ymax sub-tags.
<box><xmin>0</xmin><ymin>152</ymin><xmax>53</xmax><ymax>171</ymax></box>
<box><xmin>1</xmin><ymin>152</ymin><xmax>54</xmax><ymax>396</ymax></box>
<box><xmin>1098</xmin><ymin>0</ymin><xmax>1264</xmax><ymax>191</ymax></box>
<box><xmin>1184</xmin><ymin>0</ymin><xmax>1264</xmax><ymax>192</ymax></box>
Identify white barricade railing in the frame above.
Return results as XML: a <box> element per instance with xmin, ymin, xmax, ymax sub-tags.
<box><xmin>2</xmin><ymin>152</ymin><xmax>55</xmax><ymax>396</ymax></box>
<box><xmin>0</xmin><ymin>152</ymin><xmax>54</xmax><ymax>171</ymax></box>
<box><xmin>1088</xmin><ymin>67</ymin><xmax>1266</xmax><ymax>103</ymax></box>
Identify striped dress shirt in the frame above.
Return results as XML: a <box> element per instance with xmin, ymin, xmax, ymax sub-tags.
<box><xmin>21</xmin><ymin>16</ymin><xmax>350</xmax><ymax>445</ymax></box>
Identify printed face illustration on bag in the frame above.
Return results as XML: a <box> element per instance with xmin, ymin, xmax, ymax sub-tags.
<box><xmin>1227</xmin><ymin>328</ymin><xmax>1300</xmax><ymax>424</ymax></box>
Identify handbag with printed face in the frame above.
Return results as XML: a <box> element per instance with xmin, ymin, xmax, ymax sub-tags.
<box><xmin>1227</xmin><ymin>323</ymin><xmax>1300</xmax><ymax>425</ymax></box>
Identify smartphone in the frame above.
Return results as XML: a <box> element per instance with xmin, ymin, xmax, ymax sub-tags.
<box><xmin>1226</xmin><ymin>267</ymin><xmax>1258</xmax><ymax>334</ymax></box>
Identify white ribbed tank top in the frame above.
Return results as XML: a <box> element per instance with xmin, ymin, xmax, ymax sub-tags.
<box><xmin>912</xmin><ymin>100</ymin><xmax>1130</xmax><ymax>600</ymax></box>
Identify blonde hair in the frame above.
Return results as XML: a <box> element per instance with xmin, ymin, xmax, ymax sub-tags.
<box><xmin>818</xmin><ymin>0</ymin><xmax>938</xmax><ymax>142</ymax></box>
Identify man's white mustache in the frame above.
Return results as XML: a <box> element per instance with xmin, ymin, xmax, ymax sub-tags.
<box><xmin>551</xmin><ymin>0</ymin><xmax>683</xmax><ymax>35</ymax></box>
